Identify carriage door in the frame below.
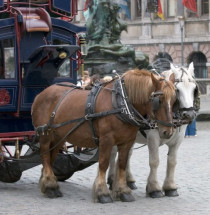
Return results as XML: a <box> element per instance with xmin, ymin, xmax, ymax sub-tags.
<box><xmin>0</xmin><ymin>37</ymin><xmax>18</xmax><ymax>112</ymax></box>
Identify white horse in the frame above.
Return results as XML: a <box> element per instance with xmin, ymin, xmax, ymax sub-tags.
<box><xmin>108</xmin><ymin>62</ymin><xmax>198</xmax><ymax>198</ymax></box>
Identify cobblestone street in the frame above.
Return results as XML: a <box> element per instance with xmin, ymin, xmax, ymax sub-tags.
<box><xmin>0</xmin><ymin>121</ymin><xmax>210</xmax><ymax>215</ymax></box>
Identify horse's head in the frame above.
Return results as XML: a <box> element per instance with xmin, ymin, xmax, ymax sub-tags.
<box><xmin>123</xmin><ymin>69</ymin><xmax>176</xmax><ymax>139</ymax></box>
<box><xmin>149</xmin><ymin>73</ymin><xmax>176</xmax><ymax>139</ymax></box>
<box><xmin>170</xmin><ymin>62</ymin><xmax>198</xmax><ymax>123</ymax></box>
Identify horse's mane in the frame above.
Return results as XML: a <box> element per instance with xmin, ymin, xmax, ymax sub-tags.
<box><xmin>122</xmin><ymin>69</ymin><xmax>175</xmax><ymax>104</ymax></box>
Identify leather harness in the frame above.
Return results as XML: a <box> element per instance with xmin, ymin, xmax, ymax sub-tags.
<box><xmin>35</xmin><ymin>78</ymin><xmax>174</xmax><ymax>147</ymax></box>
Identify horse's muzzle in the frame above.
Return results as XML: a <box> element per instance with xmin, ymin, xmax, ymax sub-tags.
<box><xmin>181</xmin><ymin>110</ymin><xmax>196</xmax><ymax>123</ymax></box>
<box><xmin>158</xmin><ymin>127</ymin><xmax>173</xmax><ymax>139</ymax></box>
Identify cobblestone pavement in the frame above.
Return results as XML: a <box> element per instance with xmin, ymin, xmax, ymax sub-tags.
<box><xmin>0</xmin><ymin>121</ymin><xmax>210</xmax><ymax>215</ymax></box>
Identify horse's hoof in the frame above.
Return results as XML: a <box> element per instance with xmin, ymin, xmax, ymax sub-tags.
<box><xmin>127</xmin><ymin>182</ymin><xmax>137</xmax><ymax>190</ymax></box>
<box><xmin>98</xmin><ymin>195</ymin><xmax>113</xmax><ymax>204</ymax></box>
<box><xmin>45</xmin><ymin>188</ymin><xmax>63</xmax><ymax>198</ymax></box>
<box><xmin>165</xmin><ymin>189</ymin><xmax>179</xmax><ymax>197</ymax></box>
<box><xmin>55</xmin><ymin>189</ymin><xmax>63</xmax><ymax>197</ymax></box>
<box><xmin>148</xmin><ymin>191</ymin><xmax>164</xmax><ymax>198</ymax></box>
<box><xmin>120</xmin><ymin>193</ymin><xmax>135</xmax><ymax>202</ymax></box>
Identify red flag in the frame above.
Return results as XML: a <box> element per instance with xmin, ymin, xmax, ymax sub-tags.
<box><xmin>182</xmin><ymin>0</ymin><xmax>198</xmax><ymax>15</ymax></box>
<box><xmin>157</xmin><ymin>0</ymin><xmax>164</xmax><ymax>20</ymax></box>
<box><xmin>84</xmin><ymin>0</ymin><xmax>89</xmax><ymax>11</ymax></box>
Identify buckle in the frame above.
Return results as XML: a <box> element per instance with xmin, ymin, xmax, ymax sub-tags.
<box><xmin>85</xmin><ymin>114</ymin><xmax>90</xmax><ymax>120</ymax></box>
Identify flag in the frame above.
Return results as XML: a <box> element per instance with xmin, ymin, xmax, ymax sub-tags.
<box><xmin>182</xmin><ymin>0</ymin><xmax>198</xmax><ymax>16</ymax></box>
<box><xmin>84</xmin><ymin>0</ymin><xmax>89</xmax><ymax>11</ymax></box>
<box><xmin>157</xmin><ymin>0</ymin><xmax>164</xmax><ymax>20</ymax></box>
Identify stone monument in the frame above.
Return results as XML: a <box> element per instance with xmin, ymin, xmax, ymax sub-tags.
<box><xmin>84</xmin><ymin>0</ymin><xmax>149</xmax><ymax>76</ymax></box>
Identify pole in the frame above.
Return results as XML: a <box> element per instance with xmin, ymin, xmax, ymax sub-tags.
<box><xmin>181</xmin><ymin>26</ymin><xmax>184</xmax><ymax>66</ymax></box>
<box><xmin>178</xmin><ymin>16</ymin><xmax>185</xmax><ymax>66</ymax></box>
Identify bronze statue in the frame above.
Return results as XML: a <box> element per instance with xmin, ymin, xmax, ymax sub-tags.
<box><xmin>84</xmin><ymin>0</ymin><xmax>149</xmax><ymax>76</ymax></box>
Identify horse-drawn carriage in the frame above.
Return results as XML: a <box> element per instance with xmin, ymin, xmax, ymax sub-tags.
<box><xmin>0</xmin><ymin>0</ymin><xmax>99</xmax><ymax>183</ymax></box>
<box><xmin>0</xmin><ymin>1</ymin><xmax>200</xmax><ymax>204</ymax></box>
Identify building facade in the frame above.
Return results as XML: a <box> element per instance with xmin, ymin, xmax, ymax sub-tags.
<box><xmin>76</xmin><ymin>0</ymin><xmax>210</xmax><ymax>79</ymax></box>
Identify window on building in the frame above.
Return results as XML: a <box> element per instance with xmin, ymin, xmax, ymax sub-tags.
<box><xmin>187</xmin><ymin>51</ymin><xmax>207</xmax><ymax>78</ymax></box>
<box><xmin>202</xmin><ymin>0</ymin><xmax>209</xmax><ymax>15</ymax></box>
<box><xmin>0</xmin><ymin>38</ymin><xmax>15</xmax><ymax>79</ymax></box>
<box><xmin>136</xmin><ymin>0</ymin><xmax>141</xmax><ymax>18</ymax></box>
<box><xmin>188</xmin><ymin>0</ymin><xmax>209</xmax><ymax>17</ymax></box>
<box><xmin>116</xmin><ymin>0</ymin><xmax>131</xmax><ymax>20</ymax></box>
<box><xmin>188</xmin><ymin>0</ymin><xmax>198</xmax><ymax>17</ymax></box>
<box><xmin>167</xmin><ymin>0</ymin><xmax>176</xmax><ymax>17</ymax></box>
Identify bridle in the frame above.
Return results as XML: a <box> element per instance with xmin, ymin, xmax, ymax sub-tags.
<box><xmin>149</xmin><ymin>90</ymin><xmax>175</xmax><ymax>128</ymax></box>
<box><xmin>171</xmin><ymin>67</ymin><xmax>199</xmax><ymax>127</ymax></box>
<box><xmin>114</xmin><ymin>77</ymin><xmax>175</xmax><ymax>129</ymax></box>
<box><xmin>174</xmin><ymin>67</ymin><xmax>198</xmax><ymax>113</ymax></box>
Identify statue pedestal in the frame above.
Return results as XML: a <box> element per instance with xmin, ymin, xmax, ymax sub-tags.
<box><xmin>84</xmin><ymin>44</ymin><xmax>149</xmax><ymax>77</ymax></box>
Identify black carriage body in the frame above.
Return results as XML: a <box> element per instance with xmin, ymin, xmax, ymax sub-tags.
<box><xmin>0</xmin><ymin>0</ymin><xmax>85</xmax><ymax>135</ymax></box>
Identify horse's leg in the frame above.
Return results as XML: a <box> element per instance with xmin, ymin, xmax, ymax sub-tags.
<box><xmin>39</xmin><ymin>136</ymin><xmax>62</xmax><ymax>198</ymax></box>
<box><xmin>146</xmin><ymin>132</ymin><xmax>164</xmax><ymax>198</ymax></box>
<box><xmin>112</xmin><ymin>142</ymin><xmax>135</xmax><ymax>202</ymax></box>
<box><xmin>92</xmin><ymin>136</ymin><xmax>114</xmax><ymax>203</ymax></box>
<box><xmin>126</xmin><ymin>146</ymin><xmax>137</xmax><ymax>190</ymax></box>
<box><xmin>107</xmin><ymin>146</ymin><xmax>117</xmax><ymax>190</ymax></box>
<box><xmin>163</xmin><ymin>142</ymin><xmax>181</xmax><ymax>197</ymax></box>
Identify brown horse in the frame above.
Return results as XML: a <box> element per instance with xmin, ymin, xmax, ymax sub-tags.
<box><xmin>31</xmin><ymin>69</ymin><xmax>176</xmax><ymax>203</ymax></box>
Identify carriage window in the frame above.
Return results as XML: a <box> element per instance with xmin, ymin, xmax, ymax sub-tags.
<box><xmin>58</xmin><ymin>59</ymin><xmax>71</xmax><ymax>77</ymax></box>
<box><xmin>0</xmin><ymin>38</ymin><xmax>15</xmax><ymax>79</ymax></box>
<box><xmin>53</xmin><ymin>38</ymin><xmax>72</xmax><ymax>78</ymax></box>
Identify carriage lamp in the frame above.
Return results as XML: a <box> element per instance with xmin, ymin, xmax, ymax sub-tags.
<box><xmin>79</xmin><ymin>36</ymin><xmax>87</xmax><ymax>56</ymax></box>
<box><xmin>59</xmin><ymin>51</ymin><xmax>67</xmax><ymax>59</ymax></box>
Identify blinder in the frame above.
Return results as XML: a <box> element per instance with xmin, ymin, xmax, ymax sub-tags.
<box><xmin>172</xmin><ymin>89</ymin><xmax>180</xmax><ymax>112</ymax></box>
<box><xmin>150</xmin><ymin>91</ymin><xmax>163</xmax><ymax>112</ymax></box>
<box><xmin>194</xmin><ymin>83</ymin><xmax>200</xmax><ymax>111</ymax></box>
<box><xmin>149</xmin><ymin>91</ymin><xmax>175</xmax><ymax>128</ymax></box>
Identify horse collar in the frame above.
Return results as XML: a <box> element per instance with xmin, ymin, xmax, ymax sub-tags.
<box><xmin>112</xmin><ymin>78</ymin><xmax>151</xmax><ymax>129</ymax></box>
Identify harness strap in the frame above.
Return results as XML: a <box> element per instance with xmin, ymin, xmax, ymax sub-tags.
<box><xmin>155</xmin><ymin>119</ymin><xmax>175</xmax><ymax>127</ymax></box>
<box><xmin>85</xmin><ymin>83</ymin><xmax>102</xmax><ymax>145</ymax></box>
<box><xmin>49</xmin><ymin>108</ymin><xmax>121</xmax><ymax>129</ymax></box>
<box><xmin>48</xmin><ymin>86</ymin><xmax>78</xmax><ymax>127</ymax></box>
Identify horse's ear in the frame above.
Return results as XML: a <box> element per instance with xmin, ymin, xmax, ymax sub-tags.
<box><xmin>188</xmin><ymin>62</ymin><xmax>195</xmax><ymax>77</ymax></box>
<box><xmin>170</xmin><ymin>63</ymin><xmax>176</xmax><ymax>73</ymax></box>
<box><xmin>169</xmin><ymin>73</ymin><xmax>175</xmax><ymax>83</ymax></box>
<box><xmin>170</xmin><ymin>63</ymin><xmax>179</xmax><ymax>78</ymax></box>
<box><xmin>151</xmin><ymin>73</ymin><xmax>159</xmax><ymax>89</ymax></box>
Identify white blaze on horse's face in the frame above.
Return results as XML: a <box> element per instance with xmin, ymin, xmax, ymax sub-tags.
<box><xmin>171</xmin><ymin>62</ymin><xmax>197</xmax><ymax>121</ymax></box>
<box><xmin>176</xmin><ymin>81</ymin><xmax>196</xmax><ymax>109</ymax></box>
